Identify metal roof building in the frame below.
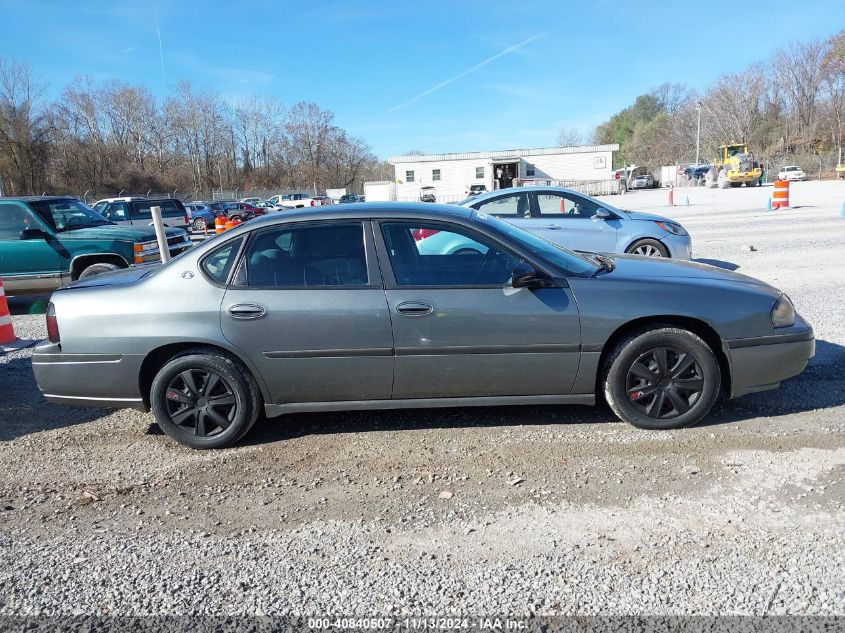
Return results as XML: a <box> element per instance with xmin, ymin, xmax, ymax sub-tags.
<box><xmin>388</xmin><ymin>144</ymin><xmax>619</xmax><ymax>203</ymax></box>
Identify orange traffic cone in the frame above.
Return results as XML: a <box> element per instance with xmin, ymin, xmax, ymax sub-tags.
<box><xmin>215</xmin><ymin>216</ymin><xmax>227</xmax><ymax>234</ymax></box>
<box><xmin>0</xmin><ymin>277</ymin><xmax>33</xmax><ymax>352</ymax></box>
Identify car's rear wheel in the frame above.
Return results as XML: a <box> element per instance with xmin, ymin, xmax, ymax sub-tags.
<box><xmin>626</xmin><ymin>239</ymin><xmax>668</xmax><ymax>258</ymax></box>
<box><xmin>603</xmin><ymin>327</ymin><xmax>720</xmax><ymax>430</ymax></box>
<box><xmin>79</xmin><ymin>262</ymin><xmax>121</xmax><ymax>279</ymax></box>
<box><xmin>150</xmin><ymin>348</ymin><xmax>261</xmax><ymax>449</ymax></box>
<box><xmin>192</xmin><ymin>217</ymin><xmax>207</xmax><ymax>231</ymax></box>
<box><xmin>230</xmin><ymin>214</ymin><xmax>243</xmax><ymax>222</ymax></box>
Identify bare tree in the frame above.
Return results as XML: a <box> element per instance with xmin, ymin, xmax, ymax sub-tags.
<box><xmin>773</xmin><ymin>40</ymin><xmax>826</xmax><ymax>138</ymax></box>
<box><xmin>556</xmin><ymin>127</ymin><xmax>585</xmax><ymax>147</ymax></box>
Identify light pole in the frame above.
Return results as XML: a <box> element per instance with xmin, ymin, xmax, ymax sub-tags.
<box><xmin>695</xmin><ymin>102</ymin><xmax>702</xmax><ymax>165</ymax></box>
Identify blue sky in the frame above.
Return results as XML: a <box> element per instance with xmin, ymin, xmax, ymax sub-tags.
<box><xmin>1</xmin><ymin>0</ymin><xmax>842</xmax><ymax>158</ymax></box>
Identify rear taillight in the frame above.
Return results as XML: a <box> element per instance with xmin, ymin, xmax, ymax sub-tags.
<box><xmin>184</xmin><ymin>215</ymin><xmax>190</xmax><ymax>224</ymax></box>
<box><xmin>46</xmin><ymin>302</ymin><xmax>60</xmax><ymax>344</ymax></box>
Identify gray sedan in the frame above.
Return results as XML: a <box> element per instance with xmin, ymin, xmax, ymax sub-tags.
<box><xmin>459</xmin><ymin>186</ymin><xmax>691</xmax><ymax>259</ymax></box>
<box><xmin>33</xmin><ymin>203</ymin><xmax>814</xmax><ymax>449</ymax></box>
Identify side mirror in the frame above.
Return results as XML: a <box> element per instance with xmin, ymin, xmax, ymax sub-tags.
<box><xmin>20</xmin><ymin>227</ymin><xmax>48</xmax><ymax>240</ymax></box>
<box><xmin>593</xmin><ymin>208</ymin><xmax>611</xmax><ymax>220</ymax></box>
<box><xmin>511</xmin><ymin>263</ymin><xmax>547</xmax><ymax>289</ymax></box>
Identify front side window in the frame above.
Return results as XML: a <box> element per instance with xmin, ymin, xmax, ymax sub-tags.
<box><xmin>106</xmin><ymin>202</ymin><xmax>129</xmax><ymax>220</ymax></box>
<box><xmin>381</xmin><ymin>222</ymin><xmax>523</xmax><ymax>287</ymax></box>
<box><xmin>432</xmin><ymin>169</ymin><xmax>441</xmax><ymax>181</ymax></box>
<box><xmin>405</xmin><ymin>170</ymin><xmax>415</xmax><ymax>183</ymax></box>
<box><xmin>536</xmin><ymin>193</ymin><xmax>601</xmax><ymax>218</ymax></box>
<box><xmin>475</xmin><ymin>166</ymin><xmax>484</xmax><ymax>179</ymax></box>
<box><xmin>243</xmin><ymin>223</ymin><xmax>368</xmax><ymax>288</ymax></box>
<box><xmin>473</xmin><ymin>193</ymin><xmax>530</xmax><ymax>218</ymax></box>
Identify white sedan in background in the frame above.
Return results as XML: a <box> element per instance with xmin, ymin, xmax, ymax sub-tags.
<box><xmin>777</xmin><ymin>166</ymin><xmax>806</xmax><ymax>181</ymax></box>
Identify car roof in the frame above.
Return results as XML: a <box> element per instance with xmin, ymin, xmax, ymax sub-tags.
<box><xmin>230</xmin><ymin>201</ymin><xmax>473</xmax><ymax>229</ymax></box>
<box><xmin>2</xmin><ymin>195</ymin><xmax>80</xmax><ymax>202</ymax></box>
<box><xmin>458</xmin><ymin>185</ymin><xmax>590</xmax><ymax>206</ymax></box>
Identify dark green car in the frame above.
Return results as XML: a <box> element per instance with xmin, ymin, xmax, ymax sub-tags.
<box><xmin>0</xmin><ymin>196</ymin><xmax>193</xmax><ymax>295</ymax></box>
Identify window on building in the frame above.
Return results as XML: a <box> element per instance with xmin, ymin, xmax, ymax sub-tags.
<box><xmin>475</xmin><ymin>166</ymin><xmax>484</xmax><ymax>179</ymax></box>
<box><xmin>526</xmin><ymin>164</ymin><xmax>536</xmax><ymax>177</ymax></box>
<box><xmin>405</xmin><ymin>170</ymin><xmax>415</xmax><ymax>183</ymax></box>
<box><xmin>432</xmin><ymin>169</ymin><xmax>441</xmax><ymax>181</ymax></box>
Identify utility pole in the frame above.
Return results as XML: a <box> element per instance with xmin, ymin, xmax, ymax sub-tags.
<box><xmin>695</xmin><ymin>102</ymin><xmax>702</xmax><ymax>165</ymax></box>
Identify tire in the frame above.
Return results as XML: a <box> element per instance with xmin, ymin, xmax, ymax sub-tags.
<box><xmin>192</xmin><ymin>217</ymin><xmax>207</xmax><ymax>232</ymax></box>
<box><xmin>730</xmin><ymin>182</ymin><xmax>742</xmax><ymax>188</ymax></box>
<box><xmin>747</xmin><ymin>179</ymin><xmax>758</xmax><ymax>187</ymax></box>
<box><xmin>230</xmin><ymin>215</ymin><xmax>242</xmax><ymax>222</ymax></box>
<box><xmin>78</xmin><ymin>262</ymin><xmax>121</xmax><ymax>279</ymax></box>
<box><xmin>149</xmin><ymin>348</ymin><xmax>262</xmax><ymax>449</ymax></box>
<box><xmin>626</xmin><ymin>239</ymin><xmax>669</xmax><ymax>258</ymax></box>
<box><xmin>603</xmin><ymin>327</ymin><xmax>720</xmax><ymax>430</ymax></box>
<box><xmin>453</xmin><ymin>248</ymin><xmax>482</xmax><ymax>255</ymax></box>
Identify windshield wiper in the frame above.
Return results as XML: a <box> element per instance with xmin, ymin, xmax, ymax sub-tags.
<box><xmin>591</xmin><ymin>254</ymin><xmax>616</xmax><ymax>274</ymax></box>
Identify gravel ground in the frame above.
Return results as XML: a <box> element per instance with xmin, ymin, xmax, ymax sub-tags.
<box><xmin>1</xmin><ymin>181</ymin><xmax>844</xmax><ymax>618</ymax></box>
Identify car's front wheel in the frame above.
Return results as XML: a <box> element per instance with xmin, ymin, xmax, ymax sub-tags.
<box><xmin>626</xmin><ymin>239</ymin><xmax>668</xmax><ymax>257</ymax></box>
<box><xmin>192</xmin><ymin>217</ymin><xmax>207</xmax><ymax>232</ymax></box>
<box><xmin>150</xmin><ymin>348</ymin><xmax>262</xmax><ymax>449</ymax></box>
<box><xmin>603</xmin><ymin>327</ymin><xmax>720</xmax><ymax>430</ymax></box>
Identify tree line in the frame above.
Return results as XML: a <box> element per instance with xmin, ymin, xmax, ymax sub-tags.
<box><xmin>0</xmin><ymin>61</ymin><xmax>392</xmax><ymax>198</ymax></box>
<box><xmin>564</xmin><ymin>30</ymin><xmax>845</xmax><ymax>175</ymax></box>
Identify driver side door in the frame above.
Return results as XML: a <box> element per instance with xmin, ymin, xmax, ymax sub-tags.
<box><xmin>376</xmin><ymin>220</ymin><xmax>581</xmax><ymax>399</ymax></box>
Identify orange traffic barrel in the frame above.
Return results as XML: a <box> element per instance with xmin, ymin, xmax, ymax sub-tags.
<box><xmin>0</xmin><ymin>277</ymin><xmax>17</xmax><ymax>345</ymax></box>
<box><xmin>224</xmin><ymin>219</ymin><xmax>234</xmax><ymax>231</ymax></box>
<box><xmin>215</xmin><ymin>216</ymin><xmax>226</xmax><ymax>234</ymax></box>
<box><xmin>772</xmin><ymin>179</ymin><xmax>789</xmax><ymax>209</ymax></box>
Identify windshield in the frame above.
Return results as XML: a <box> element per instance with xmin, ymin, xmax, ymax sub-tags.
<box><xmin>471</xmin><ymin>210</ymin><xmax>598</xmax><ymax>277</ymax></box>
<box><xmin>29</xmin><ymin>199</ymin><xmax>111</xmax><ymax>231</ymax></box>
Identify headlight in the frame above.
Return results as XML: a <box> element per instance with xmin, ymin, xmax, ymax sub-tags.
<box><xmin>771</xmin><ymin>295</ymin><xmax>795</xmax><ymax>328</ymax></box>
<box><xmin>655</xmin><ymin>221</ymin><xmax>688</xmax><ymax>236</ymax></box>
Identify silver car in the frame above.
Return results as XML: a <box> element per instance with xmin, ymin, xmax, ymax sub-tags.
<box><xmin>459</xmin><ymin>186</ymin><xmax>691</xmax><ymax>259</ymax></box>
<box><xmin>33</xmin><ymin>203</ymin><xmax>814</xmax><ymax>449</ymax></box>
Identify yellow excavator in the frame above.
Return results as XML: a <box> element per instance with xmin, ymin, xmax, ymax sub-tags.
<box><xmin>713</xmin><ymin>143</ymin><xmax>762</xmax><ymax>187</ymax></box>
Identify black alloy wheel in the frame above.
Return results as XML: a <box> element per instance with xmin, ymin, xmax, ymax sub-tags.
<box><xmin>164</xmin><ymin>369</ymin><xmax>236</xmax><ymax>437</ymax></box>
<box><xmin>626</xmin><ymin>347</ymin><xmax>704</xmax><ymax>419</ymax></box>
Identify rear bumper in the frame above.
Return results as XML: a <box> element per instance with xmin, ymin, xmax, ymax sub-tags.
<box><xmin>727</xmin><ymin>329</ymin><xmax>815</xmax><ymax>398</ymax></box>
<box><xmin>32</xmin><ymin>342</ymin><xmax>146</xmax><ymax>410</ymax></box>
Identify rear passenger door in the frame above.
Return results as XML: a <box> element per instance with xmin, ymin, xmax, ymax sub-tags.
<box><xmin>220</xmin><ymin>221</ymin><xmax>394</xmax><ymax>404</ymax></box>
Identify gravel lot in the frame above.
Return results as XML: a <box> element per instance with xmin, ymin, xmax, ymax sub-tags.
<box><xmin>1</xmin><ymin>181</ymin><xmax>844</xmax><ymax>618</ymax></box>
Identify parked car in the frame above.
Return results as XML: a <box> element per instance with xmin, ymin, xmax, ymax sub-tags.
<box><xmin>91</xmin><ymin>196</ymin><xmax>147</xmax><ymax>211</ymax></box>
<box><xmin>419</xmin><ymin>186</ymin><xmax>437</xmax><ymax>203</ymax></box>
<box><xmin>96</xmin><ymin>198</ymin><xmax>190</xmax><ymax>230</ymax></box>
<box><xmin>631</xmin><ymin>174</ymin><xmax>655</xmax><ymax>189</ymax></box>
<box><xmin>683</xmin><ymin>163</ymin><xmax>714</xmax><ymax>180</ymax></box>
<box><xmin>458</xmin><ymin>186</ymin><xmax>691</xmax><ymax>259</ymax></box>
<box><xmin>184</xmin><ymin>203</ymin><xmax>217</xmax><ymax>232</ymax></box>
<box><xmin>0</xmin><ymin>196</ymin><xmax>192</xmax><ymax>295</ymax></box>
<box><xmin>311</xmin><ymin>195</ymin><xmax>332</xmax><ymax>206</ymax></box>
<box><xmin>339</xmin><ymin>194</ymin><xmax>364</xmax><ymax>204</ymax></box>
<box><xmin>239</xmin><ymin>197</ymin><xmax>263</xmax><ymax>205</ymax></box>
<box><xmin>33</xmin><ymin>202</ymin><xmax>813</xmax><ymax>449</ymax></box>
<box><xmin>466</xmin><ymin>184</ymin><xmax>488</xmax><ymax>197</ymax></box>
<box><xmin>213</xmin><ymin>201</ymin><xmax>261</xmax><ymax>221</ymax></box>
<box><xmin>777</xmin><ymin>165</ymin><xmax>806</xmax><ymax>181</ymax></box>
<box><xmin>268</xmin><ymin>193</ymin><xmax>323</xmax><ymax>209</ymax></box>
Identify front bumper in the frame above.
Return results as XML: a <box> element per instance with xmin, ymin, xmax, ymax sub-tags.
<box><xmin>32</xmin><ymin>342</ymin><xmax>146</xmax><ymax>410</ymax></box>
<box><xmin>726</xmin><ymin>328</ymin><xmax>815</xmax><ymax>398</ymax></box>
<box><xmin>661</xmin><ymin>233</ymin><xmax>693</xmax><ymax>260</ymax></box>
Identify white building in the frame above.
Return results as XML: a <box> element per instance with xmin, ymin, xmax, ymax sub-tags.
<box><xmin>387</xmin><ymin>144</ymin><xmax>619</xmax><ymax>203</ymax></box>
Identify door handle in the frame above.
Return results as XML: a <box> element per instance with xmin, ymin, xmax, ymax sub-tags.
<box><xmin>227</xmin><ymin>304</ymin><xmax>265</xmax><ymax>319</ymax></box>
<box><xmin>542</xmin><ymin>224</ymin><xmax>562</xmax><ymax>230</ymax></box>
<box><xmin>396</xmin><ymin>301</ymin><xmax>433</xmax><ymax>316</ymax></box>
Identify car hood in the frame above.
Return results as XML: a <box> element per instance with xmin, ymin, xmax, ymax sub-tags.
<box><xmin>57</xmin><ymin>225</ymin><xmax>185</xmax><ymax>242</ymax></box>
<box><xmin>63</xmin><ymin>265</ymin><xmax>158</xmax><ymax>290</ymax></box>
<box><xmin>601</xmin><ymin>255</ymin><xmax>777</xmax><ymax>291</ymax></box>
<box><xmin>616</xmin><ymin>209</ymin><xmax>668</xmax><ymax>222</ymax></box>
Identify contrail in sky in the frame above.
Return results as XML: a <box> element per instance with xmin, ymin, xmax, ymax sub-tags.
<box><xmin>156</xmin><ymin>11</ymin><xmax>165</xmax><ymax>80</ymax></box>
<box><xmin>386</xmin><ymin>32</ymin><xmax>546</xmax><ymax>113</ymax></box>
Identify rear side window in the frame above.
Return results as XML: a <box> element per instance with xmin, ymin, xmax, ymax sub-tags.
<box><xmin>0</xmin><ymin>202</ymin><xmax>37</xmax><ymax>239</ymax></box>
<box><xmin>243</xmin><ymin>223</ymin><xmax>367</xmax><ymax>288</ymax></box>
<box><xmin>201</xmin><ymin>238</ymin><xmax>244</xmax><ymax>285</ymax></box>
<box><xmin>130</xmin><ymin>200</ymin><xmax>182</xmax><ymax>219</ymax></box>
<box><xmin>536</xmin><ymin>193</ymin><xmax>600</xmax><ymax>218</ymax></box>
